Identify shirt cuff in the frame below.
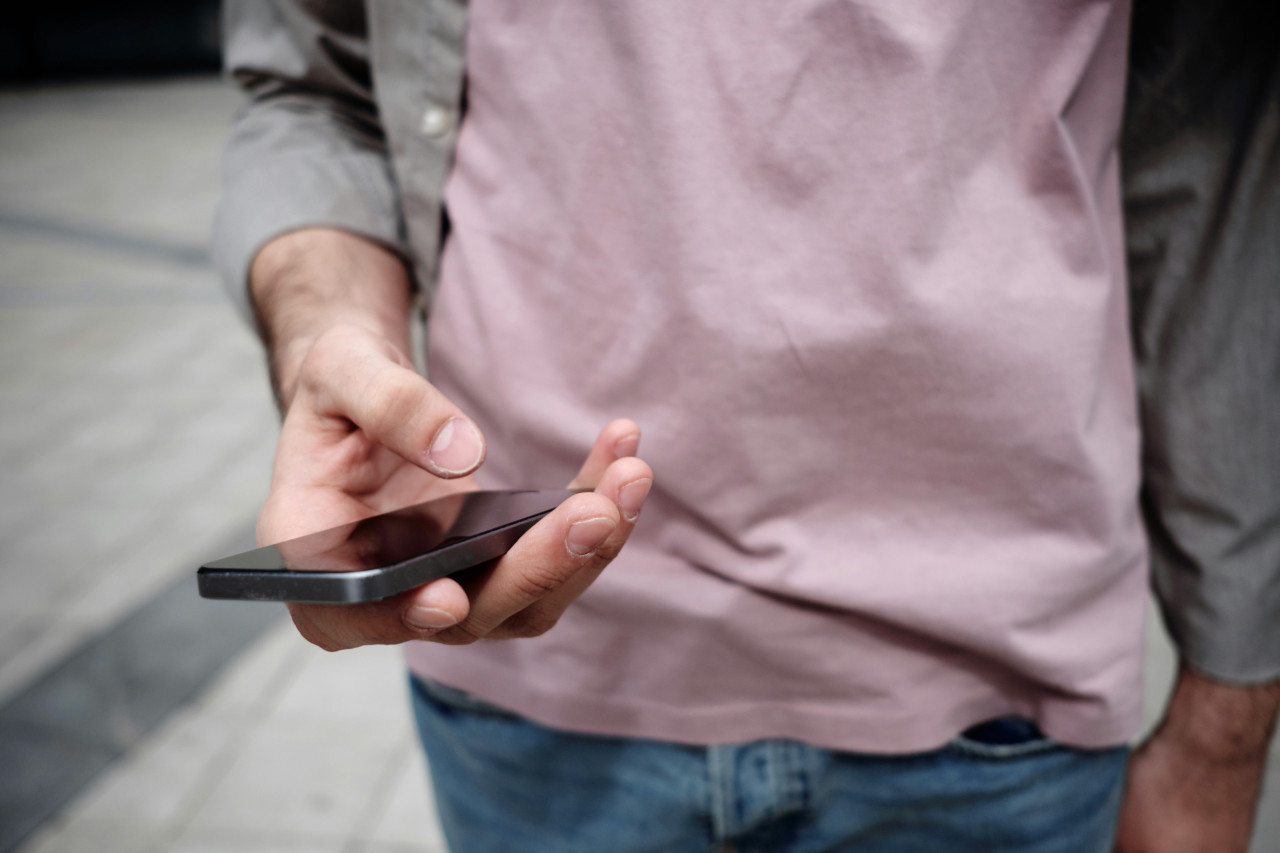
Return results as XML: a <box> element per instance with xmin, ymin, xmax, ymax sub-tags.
<box><xmin>213</xmin><ymin>148</ymin><xmax>408</xmax><ymax>326</ymax></box>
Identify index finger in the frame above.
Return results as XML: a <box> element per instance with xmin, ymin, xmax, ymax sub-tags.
<box><xmin>427</xmin><ymin>490</ymin><xmax>623</xmax><ymax>642</ymax></box>
<box><xmin>425</xmin><ymin>455</ymin><xmax>652</xmax><ymax>643</ymax></box>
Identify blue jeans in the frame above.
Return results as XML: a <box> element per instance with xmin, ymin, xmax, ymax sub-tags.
<box><xmin>410</xmin><ymin>676</ymin><xmax>1127</xmax><ymax>853</ymax></box>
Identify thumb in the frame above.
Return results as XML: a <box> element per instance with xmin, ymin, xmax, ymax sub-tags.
<box><xmin>289</xmin><ymin>324</ymin><xmax>486</xmax><ymax>478</ymax></box>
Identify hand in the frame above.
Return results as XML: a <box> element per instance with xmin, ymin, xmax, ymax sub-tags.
<box><xmin>245</xmin><ymin>230</ymin><xmax>653</xmax><ymax>651</ymax></box>
<box><xmin>1114</xmin><ymin>664</ymin><xmax>1279</xmax><ymax>852</ymax></box>
<box><xmin>257</xmin><ymin>323</ymin><xmax>653</xmax><ymax>651</ymax></box>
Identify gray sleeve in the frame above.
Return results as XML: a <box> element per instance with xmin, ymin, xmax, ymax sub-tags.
<box><xmin>213</xmin><ymin>0</ymin><xmax>409</xmax><ymax>324</ymax></box>
<box><xmin>1123</xmin><ymin>1</ymin><xmax>1280</xmax><ymax>683</ymax></box>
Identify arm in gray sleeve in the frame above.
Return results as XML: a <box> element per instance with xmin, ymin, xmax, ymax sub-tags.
<box><xmin>213</xmin><ymin>0</ymin><xmax>409</xmax><ymax>323</ymax></box>
<box><xmin>1123</xmin><ymin>0</ymin><xmax>1280</xmax><ymax>683</ymax></box>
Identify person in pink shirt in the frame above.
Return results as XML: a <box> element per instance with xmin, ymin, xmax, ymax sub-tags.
<box><xmin>217</xmin><ymin>1</ymin><xmax>1279</xmax><ymax>850</ymax></box>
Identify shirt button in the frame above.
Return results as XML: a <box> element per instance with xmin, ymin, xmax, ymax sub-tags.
<box><xmin>419</xmin><ymin>105</ymin><xmax>454</xmax><ymax>138</ymax></box>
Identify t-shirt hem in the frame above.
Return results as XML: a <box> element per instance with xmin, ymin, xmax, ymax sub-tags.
<box><xmin>404</xmin><ymin>648</ymin><xmax>1139</xmax><ymax>754</ymax></box>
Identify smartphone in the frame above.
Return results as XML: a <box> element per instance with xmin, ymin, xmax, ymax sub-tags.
<box><xmin>197</xmin><ymin>489</ymin><xmax>576</xmax><ymax>604</ymax></box>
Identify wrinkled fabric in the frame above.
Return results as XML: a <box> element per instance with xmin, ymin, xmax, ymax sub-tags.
<box><xmin>406</xmin><ymin>0</ymin><xmax>1147</xmax><ymax>752</ymax></box>
<box><xmin>217</xmin><ymin>0</ymin><xmax>1280</xmax><ymax>753</ymax></box>
<box><xmin>1124</xmin><ymin>0</ymin><xmax>1280</xmax><ymax>683</ymax></box>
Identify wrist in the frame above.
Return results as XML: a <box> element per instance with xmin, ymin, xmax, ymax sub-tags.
<box><xmin>1156</xmin><ymin>662</ymin><xmax>1280</xmax><ymax>767</ymax></box>
<box><xmin>249</xmin><ymin>228</ymin><xmax>414</xmax><ymax>409</ymax></box>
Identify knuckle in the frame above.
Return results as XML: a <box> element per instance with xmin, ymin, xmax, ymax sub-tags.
<box><xmin>436</xmin><ymin>620</ymin><xmax>486</xmax><ymax>646</ymax></box>
<box><xmin>510</xmin><ymin>562</ymin><xmax>569</xmax><ymax>601</ymax></box>
<box><xmin>358</xmin><ymin>369</ymin><xmax>436</xmax><ymax>440</ymax></box>
<box><xmin>295</xmin><ymin>327</ymin><xmax>355</xmax><ymax>399</ymax></box>
<box><xmin>310</xmin><ymin>323</ymin><xmax>350</xmax><ymax>353</ymax></box>
<box><xmin>511</xmin><ymin>611</ymin><xmax>560</xmax><ymax>638</ymax></box>
<box><xmin>360</xmin><ymin>368</ymin><xmax>413</xmax><ymax>418</ymax></box>
<box><xmin>301</xmin><ymin>325</ymin><xmax>352</xmax><ymax>375</ymax></box>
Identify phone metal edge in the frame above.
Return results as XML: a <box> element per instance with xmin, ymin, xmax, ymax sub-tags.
<box><xmin>196</xmin><ymin>510</ymin><xmax>551</xmax><ymax>604</ymax></box>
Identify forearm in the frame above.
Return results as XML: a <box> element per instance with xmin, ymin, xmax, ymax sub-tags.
<box><xmin>1159</xmin><ymin>663</ymin><xmax>1280</xmax><ymax>767</ymax></box>
<box><xmin>1116</xmin><ymin>662</ymin><xmax>1278</xmax><ymax>852</ymax></box>
<box><xmin>249</xmin><ymin>227</ymin><xmax>414</xmax><ymax>410</ymax></box>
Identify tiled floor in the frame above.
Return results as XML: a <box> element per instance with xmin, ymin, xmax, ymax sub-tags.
<box><xmin>0</xmin><ymin>74</ymin><xmax>446</xmax><ymax>853</ymax></box>
<box><xmin>0</xmin><ymin>77</ymin><xmax>278</xmax><ymax>706</ymax></box>
<box><xmin>1</xmin><ymin>75</ymin><xmax>1277</xmax><ymax>853</ymax></box>
<box><xmin>19</xmin><ymin>625</ymin><xmax>446</xmax><ymax>853</ymax></box>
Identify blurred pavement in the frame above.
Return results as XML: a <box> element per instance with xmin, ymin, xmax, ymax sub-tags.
<box><xmin>0</xmin><ymin>75</ymin><xmax>271</xmax><ymax>707</ymax></box>
<box><xmin>0</xmin><ymin>76</ymin><xmax>444</xmax><ymax>853</ymax></box>
<box><xmin>0</xmin><ymin>75</ymin><xmax>1275</xmax><ymax>853</ymax></box>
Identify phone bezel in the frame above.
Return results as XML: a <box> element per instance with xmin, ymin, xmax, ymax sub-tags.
<box><xmin>197</xmin><ymin>489</ymin><xmax>573</xmax><ymax>604</ymax></box>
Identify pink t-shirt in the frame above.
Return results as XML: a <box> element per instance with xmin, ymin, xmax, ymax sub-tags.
<box><xmin>406</xmin><ymin>0</ymin><xmax>1147</xmax><ymax>752</ymax></box>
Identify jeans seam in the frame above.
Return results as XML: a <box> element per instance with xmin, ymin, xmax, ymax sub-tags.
<box><xmin>412</xmin><ymin>676</ymin><xmax>1130</xmax><ymax>853</ymax></box>
<box><xmin>707</xmin><ymin>744</ymin><xmax>734</xmax><ymax>843</ymax></box>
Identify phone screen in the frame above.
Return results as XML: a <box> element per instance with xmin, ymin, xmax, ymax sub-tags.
<box><xmin>204</xmin><ymin>490</ymin><xmax>573</xmax><ymax>574</ymax></box>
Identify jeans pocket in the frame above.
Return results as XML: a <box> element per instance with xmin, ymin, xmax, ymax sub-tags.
<box><xmin>946</xmin><ymin>716</ymin><xmax>1060</xmax><ymax>760</ymax></box>
<box><xmin>411</xmin><ymin>674</ymin><xmax>523</xmax><ymax>720</ymax></box>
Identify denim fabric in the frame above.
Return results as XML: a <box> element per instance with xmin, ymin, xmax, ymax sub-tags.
<box><xmin>410</xmin><ymin>676</ymin><xmax>1128</xmax><ymax>853</ymax></box>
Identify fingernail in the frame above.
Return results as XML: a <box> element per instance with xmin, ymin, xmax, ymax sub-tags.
<box><xmin>619</xmin><ymin>478</ymin><xmax>651</xmax><ymax>522</ymax></box>
<box><xmin>406</xmin><ymin>606</ymin><xmax>459</xmax><ymax>631</ymax></box>
<box><xmin>566</xmin><ymin>516</ymin><xmax>617</xmax><ymax>557</ymax></box>
<box><xmin>614</xmin><ymin>433</ymin><xmax>640</xmax><ymax>459</ymax></box>
<box><xmin>428</xmin><ymin>417</ymin><xmax>485</xmax><ymax>475</ymax></box>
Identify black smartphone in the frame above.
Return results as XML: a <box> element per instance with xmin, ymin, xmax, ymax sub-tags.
<box><xmin>197</xmin><ymin>489</ymin><xmax>576</xmax><ymax>604</ymax></box>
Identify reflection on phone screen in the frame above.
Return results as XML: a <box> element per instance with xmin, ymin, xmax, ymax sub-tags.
<box><xmin>203</xmin><ymin>490</ymin><xmax>565</xmax><ymax>574</ymax></box>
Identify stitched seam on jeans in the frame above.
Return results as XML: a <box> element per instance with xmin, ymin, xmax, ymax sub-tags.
<box><xmin>707</xmin><ymin>744</ymin><xmax>734</xmax><ymax>841</ymax></box>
